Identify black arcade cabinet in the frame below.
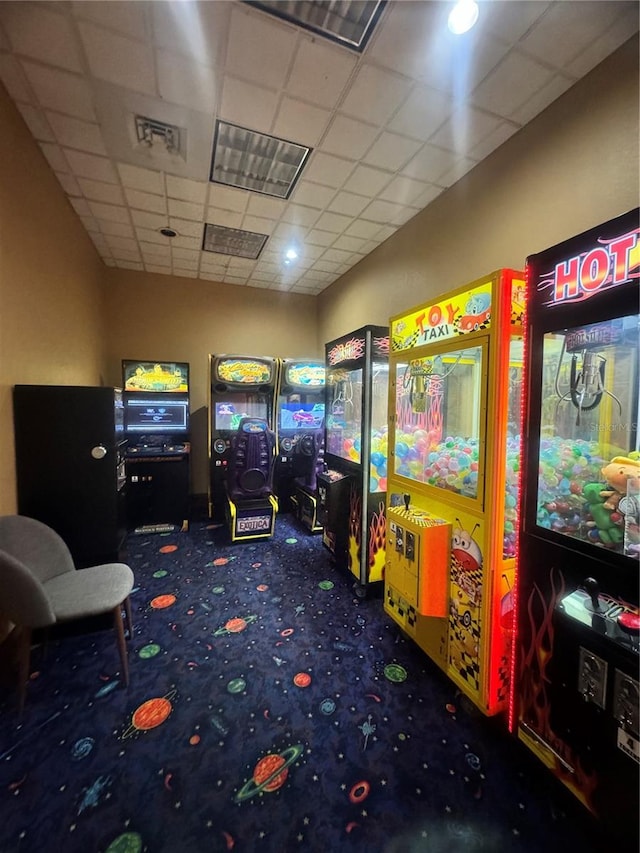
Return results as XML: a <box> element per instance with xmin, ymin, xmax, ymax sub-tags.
<box><xmin>208</xmin><ymin>354</ymin><xmax>278</xmax><ymax>526</ymax></box>
<box><xmin>275</xmin><ymin>358</ymin><xmax>326</xmax><ymax>531</ymax></box>
<box><xmin>122</xmin><ymin>360</ymin><xmax>191</xmax><ymax>532</ymax></box>
<box><xmin>513</xmin><ymin>208</ymin><xmax>639</xmax><ymax>847</ymax></box>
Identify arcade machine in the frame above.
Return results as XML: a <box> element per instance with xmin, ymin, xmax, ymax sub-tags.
<box><xmin>385</xmin><ymin>270</ymin><xmax>526</xmax><ymax>716</ymax></box>
<box><xmin>319</xmin><ymin>326</ymin><xmax>389</xmax><ymax>596</ymax></box>
<box><xmin>513</xmin><ymin>209</ymin><xmax>639</xmax><ymax>843</ymax></box>
<box><xmin>275</xmin><ymin>358</ymin><xmax>326</xmax><ymax>532</ymax></box>
<box><xmin>208</xmin><ymin>354</ymin><xmax>279</xmax><ymax>540</ymax></box>
<box><xmin>122</xmin><ymin>360</ymin><xmax>191</xmax><ymax>532</ymax></box>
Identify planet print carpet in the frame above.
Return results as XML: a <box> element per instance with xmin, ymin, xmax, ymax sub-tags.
<box><xmin>0</xmin><ymin>515</ymin><xmax>613</xmax><ymax>852</ymax></box>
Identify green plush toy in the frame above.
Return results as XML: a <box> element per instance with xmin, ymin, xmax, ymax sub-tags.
<box><xmin>583</xmin><ymin>482</ymin><xmax>624</xmax><ymax>546</ymax></box>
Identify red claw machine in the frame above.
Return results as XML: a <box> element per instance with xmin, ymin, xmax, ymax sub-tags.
<box><xmin>513</xmin><ymin>208</ymin><xmax>639</xmax><ymax>846</ymax></box>
<box><xmin>385</xmin><ymin>271</ymin><xmax>526</xmax><ymax>715</ymax></box>
<box><xmin>319</xmin><ymin>326</ymin><xmax>389</xmax><ymax>596</ymax></box>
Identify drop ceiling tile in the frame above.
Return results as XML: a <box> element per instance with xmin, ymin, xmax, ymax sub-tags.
<box><xmin>273</xmin><ymin>96</ymin><xmax>332</xmax><ymax>148</ymax></box>
<box><xmin>314</xmin><ymin>211</ymin><xmax>352</xmax><ymax>233</ymax></box>
<box><xmin>131</xmin><ymin>209</ymin><xmax>168</xmax><ymax>230</ymax></box>
<box><xmin>340</xmin><ymin>63</ymin><xmax>413</xmax><ymax>126</ymax></box>
<box><xmin>300</xmin><ymin>153</ymin><xmax>354</xmax><ymax>190</ymax></box>
<box><xmin>361</xmin><ymin>198</ymin><xmax>408</xmax><ymax>224</ymax></box>
<box><xmin>69</xmin><ymin>197</ymin><xmax>92</xmax><ymax>218</ymax></box>
<box><xmin>322</xmin><ymin>247</ymin><xmax>352</xmax><ymax>264</ymax></box>
<box><xmin>167</xmin><ymin>198</ymin><xmax>204</xmax><ymax>220</ymax></box>
<box><xmin>345</xmin><ymin>219</ymin><xmax>381</xmax><ymax>239</ymax></box>
<box><xmin>89</xmin><ymin>201</ymin><xmax>131</xmax><ymax>224</ymax></box>
<box><xmin>54</xmin><ymin>171</ymin><xmax>81</xmax><ymax>196</ymax></box>
<box><xmin>206</xmin><ymin>209</ymin><xmax>244</xmax><ymax>229</ymax></box>
<box><xmin>71</xmin><ymin>0</ymin><xmax>148</xmax><ymax>41</ymax></box>
<box><xmin>78</xmin><ymin>21</ymin><xmax>156</xmax><ymax>95</ymax></box>
<box><xmin>401</xmin><ymin>143</ymin><xmax>457</xmax><ymax>183</ymax></box>
<box><xmin>39</xmin><ymin>142</ymin><xmax>70</xmax><ymax>173</ymax></box>
<box><xmin>0</xmin><ymin>54</ymin><xmax>33</xmax><ymax>102</ymax></box>
<box><xmin>332</xmin><ymin>234</ymin><xmax>368</xmax><ymax>253</ymax></box>
<box><xmin>313</xmin><ymin>259</ymin><xmax>341</xmax><ymax>273</ymax></box>
<box><xmin>207</xmin><ymin>184</ymin><xmax>249</xmax><ymax>214</ymax></box>
<box><xmin>224</xmin><ymin>273</ymin><xmax>248</xmax><ymax>285</ymax></box>
<box><xmin>0</xmin><ymin>5</ymin><xmax>83</xmax><ymax>73</ymax></box>
<box><xmin>366</xmin><ymin>1</ymin><xmax>442</xmax><ymax>80</ymax></box>
<box><xmin>78</xmin><ymin>178</ymin><xmax>125</xmax><ymax>205</ymax></box>
<box><xmin>16</xmin><ymin>103</ymin><xmax>55</xmax><ymax>142</ymax></box>
<box><xmin>280</xmin><ymin>204</ymin><xmax>319</xmax><ymax>228</ymax></box>
<box><xmin>65</xmin><ymin>149</ymin><xmax>118</xmax><ymax>183</ymax></box>
<box><xmin>343</xmin><ymin>164</ymin><xmax>392</xmax><ymax>197</ymax></box>
<box><xmin>249</xmin><ymin>270</ymin><xmax>276</xmax><ymax>283</ymax></box>
<box><xmin>242</xmin><ymin>215</ymin><xmax>275</xmax><ymax>235</ymax></box>
<box><xmin>46</xmin><ymin>112</ymin><xmax>107</xmax><ymax>155</ymax></box>
<box><xmin>411</xmin><ymin>183</ymin><xmax>444</xmax><ymax>209</ymax></box>
<box><xmin>140</xmin><ymin>243</ymin><xmax>171</xmax><ymax>260</ymax></box>
<box><xmin>273</xmin><ymin>223</ymin><xmax>305</xmax><ymax>242</ymax></box>
<box><xmin>22</xmin><ymin>61</ymin><xmax>96</xmax><ymax>121</ymax></box>
<box><xmin>363</xmin><ymin>131</ymin><xmax>422</xmax><ymax>171</ymax></box>
<box><xmin>220</xmin><ymin>76</ymin><xmax>279</xmax><ymax>135</ymax></box>
<box><xmin>565</xmin><ymin>7</ymin><xmax>639</xmax><ymax>78</ymax></box>
<box><xmin>437</xmin><ymin>156</ymin><xmax>478</xmax><ymax>188</ymax></box>
<box><xmin>286</xmin><ymin>37</ymin><xmax>357</xmax><ymax>109</ymax></box>
<box><xmin>110</xmin><ymin>247</ymin><xmax>141</xmax><ymax>262</ymax></box>
<box><xmin>156</xmin><ymin>50</ymin><xmax>219</xmax><ymax>115</ymax></box>
<box><xmin>247</xmin><ymin>194</ymin><xmax>286</xmax><ymax>219</ymax></box>
<box><xmin>135</xmin><ymin>227</ymin><xmax>167</xmax><ymax>246</ymax></box>
<box><xmin>387</xmin><ymin>85</ymin><xmax>452</xmax><ymax>141</ymax></box>
<box><xmin>118</xmin><ymin>163</ymin><xmax>165</xmax><ymax>194</ymax></box>
<box><xmin>174</xmin><ymin>267</ymin><xmax>198</xmax><ymax>278</ymax></box>
<box><xmin>170</xmin><ymin>234</ymin><xmax>201</xmax><ymax>250</ymax></box>
<box><xmin>468</xmin><ymin>122</ymin><xmax>519</xmax><ymax>161</ymax></box>
<box><xmin>152</xmin><ymin>0</ymin><xmax>230</xmax><ymax>65</ymax></box>
<box><xmin>379</xmin><ymin>175</ymin><xmax>431</xmax><ymax>206</ymax></box>
<box><xmin>471</xmin><ymin>51</ymin><xmax>555</xmax><ymax>118</ymax></box>
<box><xmin>169</xmin><ymin>217</ymin><xmax>202</xmax><ymax>239</ymax></box>
<box><xmin>291</xmin><ymin>178</ymin><xmax>338</xmax><ymax>210</ymax></box>
<box><xmin>116</xmin><ymin>260</ymin><xmax>144</xmax><ymax>270</ymax></box>
<box><xmin>226</xmin><ymin>5</ymin><xmax>296</xmax><ymax>90</ymax></box>
<box><xmin>327</xmin><ymin>191</ymin><xmax>370</xmax><ymax>217</ymax></box>
<box><xmin>478</xmin><ymin>1</ymin><xmax>552</xmax><ymax>43</ymax></box>
<box><xmin>509</xmin><ymin>73</ymin><xmax>576</xmax><ymax>126</ymax></box>
<box><xmin>520</xmin><ymin>1</ymin><xmax>625</xmax><ymax>71</ymax></box>
<box><xmin>319</xmin><ymin>115</ymin><xmax>379</xmax><ymax>160</ymax></box>
<box><xmin>430</xmin><ymin>108</ymin><xmax>504</xmax><ymax>154</ymax></box>
<box><xmin>166</xmin><ymin>174</ymin><xmax>207</xmax><ymax>204</ymax></box>
<box><xmin>105</xmin><ymin>234</ymin><xmax>139</xmax><ymax>252</ymax></box>
<box><xmin>124</xmin><ymin>187</ymin><xmax>167</xmax><ymax>214</ymax></box>
<box><xmin>306</xmin><ymin>230</ymin><xmax>336</xmax><ymax>248</ymax></box>
<box><xmin>145</xmin><ymin>264</ymin><xmax>171</xmax><ymax>274</ymax></box>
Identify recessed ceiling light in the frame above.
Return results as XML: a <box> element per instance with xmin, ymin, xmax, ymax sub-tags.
<box><xmin>448</xmin><ymin>0</ymin><xmax>479</xmax><ymax>35</ymax></box>
<box><xmin>160</xmin><ymin>227</ymin><xmax>177</xmax><ymax>238</ymax></box>
<box><xmin>285</xmin><ymin>248</ymin><xmax>298</xmax><ymax>261</ymax></box>
<box><xmin>246</xmin><ymin>0</ymin><xmax>386</xmax><ymax>52</ymax></box>
<box><xmin>210</xmin><ymin>120</ymin><xmax>311</xmax><ymax>200</ymax></box>
<box><xmin>202</xmin><ymin>223</ymin><xmax>268</xmax><ymax>260</ymax></box>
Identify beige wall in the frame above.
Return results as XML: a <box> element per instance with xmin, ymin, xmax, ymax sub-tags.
<box><xmin>102</xmin><ymin>269</ymin><xmax>319</xmax><ymax>494</ymax></box>
<box><xmin>317</xmin><ymin>37</ymin><xmax>640</xmax><ymax>343</ymax></box>
<box><xmin>0</xmin><ymin>83</ymin><xmax>107</xmax><ymax>515</ymax></box>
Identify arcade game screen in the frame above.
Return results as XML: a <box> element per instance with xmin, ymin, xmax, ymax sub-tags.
<box><xmin>536</xmin><ymin>313</ymin><xmax>639</xmax><ymax>558</ymax></box>
<box><xmin>123</xmin><ymin>361</ymin><xmax>189</xmax><ymax>393</ymax></box>
<box><xmin>125</xmin><ymin>398</ymin><xmax>189</xmax><ymax>434</ymax></box>
<box><xmin>279</xmin><ymin>402</ymin><xmax>325</xmax><ymax>431</ymax></box>
<box><xmin>214</xmin><ymin>400</ymin><xmax>268</xmax><ymax>432</ymax></box>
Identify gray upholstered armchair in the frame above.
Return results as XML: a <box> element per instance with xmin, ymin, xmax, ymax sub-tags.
<box><xmin>0</xmin><ymin>515</ymin><xmax>134</xmax><ymax>712</ymax></box>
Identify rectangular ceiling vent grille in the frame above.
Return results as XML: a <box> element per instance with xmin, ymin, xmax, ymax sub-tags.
<box><xmin>134</xmin><ymin>115</ymin><xmax>182</xmax><ymax>154</ymax></box>
<box><xmin>245</xmin><ymin>0</ymin><xmax>386</xmax><ymax>51</ymax></box>
<box><xmin>210</xmin><ymin>120</ymin><xmax>310</xmax><ymax>200</ymax></box>
<box><xmin>202</xmin><ymin>223</ymin><xmax>268</xmax><ymax>260</ymax></box>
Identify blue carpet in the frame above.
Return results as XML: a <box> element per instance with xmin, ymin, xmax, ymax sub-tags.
<box><xmin>0</xmin><ymin>516</ymin><xmax>609</xmax><ymax>852</ymax></box>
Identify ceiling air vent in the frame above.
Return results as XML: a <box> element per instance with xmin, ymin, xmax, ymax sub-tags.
<box><xmin>210</xmin><ymin>120</ymin><xmax>310</xmax><ymax>200</ymax></box>
<box><xmin>134</xmin><ymin>115</ymin><xmax>185</xmax><ymax>159</ymax></box>
<box><xmin>202</xmin><ymin>223</ymin><xmax>268</xmax><ymax>260</ymax></box>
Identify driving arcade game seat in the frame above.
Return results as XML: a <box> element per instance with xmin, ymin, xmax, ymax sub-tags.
<box><xmin>290</xmin><ymin>428</ymin><xmax>325</xmax><ymax>533</ymax></box>
<box><xmin>226</xmin><ymin>417</ymin><xmax>278</xmax><ymax>541</ymax></box>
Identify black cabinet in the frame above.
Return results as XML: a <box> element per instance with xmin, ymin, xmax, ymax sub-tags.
<box><xmin>13</xmin><ymin>384</ymin><xmax>127</xmax><ymax>568</ymax></box>
<box><xmin>125</xmin><ymin>453</ymin><xmax>190</xmax><ymax>530</ymax></box>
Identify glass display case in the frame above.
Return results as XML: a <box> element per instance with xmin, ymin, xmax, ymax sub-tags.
<box><xmin>514</xmin><ymin>208</ymin><xmax>639</xmax><ymax>845</ymax></box>
<box><xmin>386</xmin><ymin>270</ymin><xmax>525</xmax><ymax>715</ymax></box>
<box><xmin>320</xmin><ymin>326</ymin><xmax>389</xmax><ymax>593</ymax></box>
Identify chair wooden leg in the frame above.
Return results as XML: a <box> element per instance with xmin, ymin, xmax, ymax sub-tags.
<box><xmin>113</xmin><ymin>605</ymin><xmax>129</xmax><ymax>687</ymax></box>
<box><xmin>17</xmin><ymin>626</ymin><xmax>32</xmax><ymax>715</ymax></box>
<box><xmin>123</xmin><ymin>596</ymin><xmax>133</xmax><ymax>639</ymax></box>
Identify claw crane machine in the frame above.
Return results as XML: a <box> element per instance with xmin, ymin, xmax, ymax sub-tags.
<box><xmin>385</xmin><ymin>271</ymin><xmax>526</xmax><ymax>715</ymax></box>
<box><xmin>319</xmin><ymin>326</ymin><xmax>389</xmax><ymax>596</ymax></box>
<box><xmin>512</xmin><ymin>208</ymin><xmax>639</xmax><ymax>844</ymax></box>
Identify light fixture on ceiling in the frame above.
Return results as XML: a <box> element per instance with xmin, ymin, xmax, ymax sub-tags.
<box><xmin>159</xmin><ymin>227</ymin><xmax>177</xmax><ymax>238</ymax></box>
<box><xmin>447</xmin><ymin>0</ymin><xmax>479</xmax><ymax>35</ymax></box>
<box><xmin>202</xmin><ymin>223</ymin><xmax>268</xmax><ymax>260</ymax></box>
<box><xmin>210</xmin><ymin>121</ymin><xmax>311</xmax><ymax>200</ymax></box>
<box><xmin>284</xmin><ymin>247</ymin><xmax>299</xmax><ymax>264</ymax></box>
<box><xmin>245</xmin><ymin>0</ymin><xmax>386</xmax><ymax>52</ymax></box>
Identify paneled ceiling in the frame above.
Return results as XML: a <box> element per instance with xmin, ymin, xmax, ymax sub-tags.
<box><xmin>0</xmin><ymin>1</ymin><xmax>637</xmax><ymax>295</ymax></box>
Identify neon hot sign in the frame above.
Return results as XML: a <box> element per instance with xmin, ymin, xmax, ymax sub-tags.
<box><xmin>547</xmin><ymin>228</ymin><xmax>639</xmax><ymax>305</ymax></box>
